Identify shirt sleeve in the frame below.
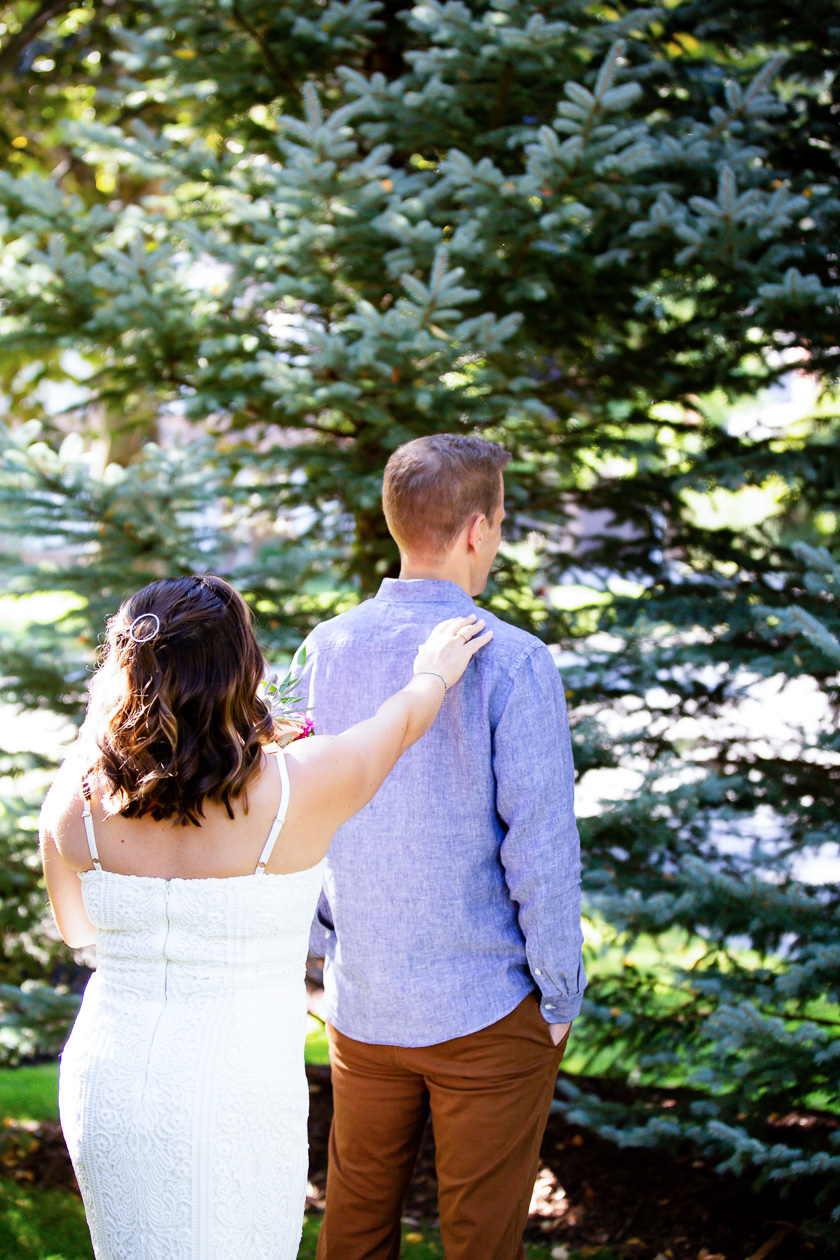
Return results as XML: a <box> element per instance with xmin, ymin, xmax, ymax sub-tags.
<box><xmin>291</xmin><ymin>637</ymin><xmax>334</xmax><ymax>959</ymax></box>
<box><xmin>493</xmin><ymin>644</ymin><xmax>586</xmax><ymax>1023</ymax></box>
<box><xmin>309</xmin><ymin>890</ymin><xmax>334</xmax><ymax>958</ymax></box>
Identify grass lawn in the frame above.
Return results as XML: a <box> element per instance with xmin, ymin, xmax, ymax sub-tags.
<box><xmin>0</xmin><ymin>1062</ymin><xmax>61</xmax><ymax>1124</ymax></box>
<box><xmin>0</xmin><ymin>1181</ymin><xmax>93</xmax><ymax>1260</ymax></box>
<box><xmin>304</xmin><ymin>1016</ymin><xmax>331</xmax><ymax>1066</ymax></box>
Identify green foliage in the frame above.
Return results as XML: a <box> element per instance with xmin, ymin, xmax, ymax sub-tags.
<box><xmin>0</xmin><ymin>0</ymin><xmax>837</xmax><ymax>1232</ymax></box>
<box><xmin>559</xmin><ymin>543</ymin><xmax>840</xmax><ymax>1239</ymax></box>
<box><xmin>0</xmin><ymin>747</ymin><xmax>81</xmax><ymax>1065</ymax></box>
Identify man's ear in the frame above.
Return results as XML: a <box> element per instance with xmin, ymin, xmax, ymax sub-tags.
<box><xmin>466</xmin><ymin>513</ymin><xmax>486</xmax><ymax>554</ymax></box>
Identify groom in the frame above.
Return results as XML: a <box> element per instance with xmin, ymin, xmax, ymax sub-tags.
<box><xmin>298</xmin><ymin>433</ymin><xmax>585</xmax><ymax>1260</ymax></box>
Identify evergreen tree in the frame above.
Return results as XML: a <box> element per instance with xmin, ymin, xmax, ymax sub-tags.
<box><xmin>559</xmin><ymin>542</ymin><xmax>840</xmax><ymax>1238</ymax></box>
<box><xmin>0</xmin><ymin>0</ymin><xmax>837</xmax><ymax>1230</ymax></box>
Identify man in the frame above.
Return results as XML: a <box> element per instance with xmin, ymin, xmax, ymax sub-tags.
<box><xmin>297</xmin><ymin>433</ymin><xmax>585</xmax><ymax>1260</ymax></box>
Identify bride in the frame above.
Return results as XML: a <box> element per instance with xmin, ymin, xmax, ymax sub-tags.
<box><xmin>39</xmin><ymin>574</ymin><xmax>491</xmax><ymax>1260</ymax></box>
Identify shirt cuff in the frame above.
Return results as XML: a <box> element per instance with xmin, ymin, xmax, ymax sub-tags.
<box><xmin>308</xmin><ymin>921</ymin><xmax>330</xmax><ymax>958</ymax></box>
<box><xmin>309</xmin><ymin>896</ymin><xmax>334</xmax><ymax>958</ymax></box>
<box><xmin>539</xmin><ymin>993</ymin><xmax>583</xmax><ymax>1024</ymax></box>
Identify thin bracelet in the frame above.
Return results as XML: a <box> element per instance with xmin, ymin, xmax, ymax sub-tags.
<box><xmin>413</xmin><ymin>670</ymin><xmax>448</xmax><ymax>700</ymax></box>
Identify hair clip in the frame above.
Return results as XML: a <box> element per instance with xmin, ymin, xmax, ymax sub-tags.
<box><xmin>128</xmin><ymin>613</ymin><xmax>161</xmax><ymax>644</ymax></box>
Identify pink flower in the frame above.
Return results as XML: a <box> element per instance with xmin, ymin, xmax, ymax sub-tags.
<box><xmin>273</xmin><ymin>714</ymin><xmax>315</xmax><ymax>747</ymax></box>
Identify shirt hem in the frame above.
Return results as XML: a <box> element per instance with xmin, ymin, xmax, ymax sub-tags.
<box><xmin>325</xmin><ymin>984</ymin><xmax>537</xmax><ymax>1049</ymax></box>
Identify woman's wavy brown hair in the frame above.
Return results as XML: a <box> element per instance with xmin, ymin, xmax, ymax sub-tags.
<box><xmin>84</xmin><ymin>575</ymin><xmax>274</xmax><ymax>826</ymax></box>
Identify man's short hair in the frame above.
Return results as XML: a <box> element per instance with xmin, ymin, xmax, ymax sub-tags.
<box><xmin>382</xmin><ymin>433</ymin><xmax>511</xmax><ymax>556</ymax></box>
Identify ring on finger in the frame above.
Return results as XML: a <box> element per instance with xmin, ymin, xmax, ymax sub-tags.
<box><xmin>456</xmin><ymin>629</ymin><xmax>470</xmax><ymax>641</ymax></box>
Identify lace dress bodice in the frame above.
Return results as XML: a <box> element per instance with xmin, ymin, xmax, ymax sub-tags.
<box><xmin>79</xmin><ymin>864</ymin><xmax>323</xmax><ymax>1003</ymax></box>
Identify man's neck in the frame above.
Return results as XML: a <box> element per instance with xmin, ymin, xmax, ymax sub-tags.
<box><xmin>398</xmin><ymin>556</ymin><xmax>472</xmax><ymax>595</ymax></box>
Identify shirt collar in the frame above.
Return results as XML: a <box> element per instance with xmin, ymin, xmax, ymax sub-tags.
<box><xmin>375</xmin><ymin>578</ymin><xmax>477</xmax><ymax>611</ymax></box>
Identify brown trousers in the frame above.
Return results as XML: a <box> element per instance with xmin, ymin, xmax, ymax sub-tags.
<box><xmin>316</xmin><ymin>992</ymin><xmax>568</xmax><ymax>1260</ymax></box>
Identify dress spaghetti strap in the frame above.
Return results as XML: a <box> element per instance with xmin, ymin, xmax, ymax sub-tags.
<box><xmin>254</xmin><ymin>752</ymin><xmax>291</xmax><ymax>874</ymax></box>
<box><xmin>81</xmin><ymin>781</ymin><xmax>102</xmax><ymax>871</ymax></box>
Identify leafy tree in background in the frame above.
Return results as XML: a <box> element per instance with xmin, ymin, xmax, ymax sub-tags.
<box><xmin>0</xmin><ymin>0</ymin><xmax>838</xmax><ymax>1234</ymax></box>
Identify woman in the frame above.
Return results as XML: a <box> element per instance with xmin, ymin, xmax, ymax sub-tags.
<box><xmin>40</xmin><ymin>574</ymin><xmax>491</xmax><ymax>1260</ymax></box>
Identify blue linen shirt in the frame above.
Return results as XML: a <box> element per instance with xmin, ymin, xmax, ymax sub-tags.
<box><xmin>297</xmin><ymin>578</ymin><xmax>585</xmax><ymax>1047</ymax></box>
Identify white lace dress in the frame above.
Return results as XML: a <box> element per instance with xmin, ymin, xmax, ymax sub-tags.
<box><xmin>58</xmin><ymin>755</ymin><xmax>325</xmax><ymax>1260</ymax></box>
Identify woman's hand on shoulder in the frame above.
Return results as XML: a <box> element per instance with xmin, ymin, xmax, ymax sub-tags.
<box><xmin>413</xmin><ymin>614</ymin><xmax>493</xmax><ymax>692</ymax></box>
<box><xmin>277</xmin><ymin>614</ymin><xmax>494</xmax><ymax>860</ymax></box>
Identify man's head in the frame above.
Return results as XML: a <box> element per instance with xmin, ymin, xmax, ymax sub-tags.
<box><xmin>382</xmin><ymin>434</ymin><xmax>510</xmax><ymax>595</ymax></box>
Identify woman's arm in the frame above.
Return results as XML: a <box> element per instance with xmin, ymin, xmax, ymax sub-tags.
<box><xmin>282</xmin><ymin>615</ymin><xmax>492</xmax><ymax>851</ymax></box>
<box><xmin>39</xmin><ymin>756</ymin><xmax>96</xmax><ymax>949</ymax></box>
<box><xmin>40</xmin><ymin>823</ymin><xmax>96</xmax><ymax>948</ymax></box>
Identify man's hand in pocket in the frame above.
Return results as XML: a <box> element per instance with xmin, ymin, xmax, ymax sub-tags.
<box><xmin>549</xmin><ymin>1021</ymin><xmax>571</xmax><ymax>1047</ymax></box>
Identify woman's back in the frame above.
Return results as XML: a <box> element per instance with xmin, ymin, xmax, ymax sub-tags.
<box><xmin>59</xmin><ymin>752</ymin><xmax>325</xmax><ymax>1260</ymax></box>
<box><xmin>49</xmin><ymin>748</ymin><xmax>324</xmax><ymax>882</ymax></box>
